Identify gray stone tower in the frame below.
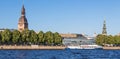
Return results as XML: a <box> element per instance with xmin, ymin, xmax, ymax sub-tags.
<box><xmin>102</xmin><ymin>20</ymin><xmax>107</xmax><ymax>35</ymax></box>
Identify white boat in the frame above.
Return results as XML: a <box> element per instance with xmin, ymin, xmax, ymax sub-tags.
<box><xmin>66</xmin><ymin>45</ymin><xmax>103</xmax><ymax>49</ymax></box>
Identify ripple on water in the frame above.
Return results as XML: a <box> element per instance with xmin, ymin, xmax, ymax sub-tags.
<box><xmin>0</xmin><ymin>49</ymin><xmax>120</xmax><ymax>59</ymax></box>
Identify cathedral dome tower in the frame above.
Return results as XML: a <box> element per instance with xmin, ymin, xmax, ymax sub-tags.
<box><xmin>18</xmin><ymin>5</ymin><xmax>28</xmax><ymax>32</ymax></box>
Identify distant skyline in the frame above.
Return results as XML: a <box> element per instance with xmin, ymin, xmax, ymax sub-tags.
<box><xmin>0</xmin><ymin>0</ymin><xmax>120</xmax><ymax>36</ymax></box>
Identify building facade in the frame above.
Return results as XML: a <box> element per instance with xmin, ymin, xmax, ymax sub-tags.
<box><xmin>62</xmin><ymin>34</ymin><xmax>95</xmax><ymax>46</ymax></box>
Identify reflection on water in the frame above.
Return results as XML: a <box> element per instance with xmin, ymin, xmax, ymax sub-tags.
<box><xmin>0</xmin><ymin>49</ymin><xmax>120</xmax><ymax>59</ymax></box>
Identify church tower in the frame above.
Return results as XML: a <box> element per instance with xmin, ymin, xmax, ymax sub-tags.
<box><xmin>18</xmin><ymin>5</ymin><xmax>28</xmax><ymax>32</ymax></box>
<box><xmin>102</xmin><ymin>20</ymin><xmax>107</xmax><ymax>35</ymax></box>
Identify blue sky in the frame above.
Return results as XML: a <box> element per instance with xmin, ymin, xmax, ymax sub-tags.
<box><xmin>0</xmin><ymin>0</ymin><xmax>120</xmax><ymax>36</ymax></box>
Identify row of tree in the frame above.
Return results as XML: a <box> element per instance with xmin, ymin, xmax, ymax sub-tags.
<box><xmin>0</xmin><ymin>29</ymin><xmax>62</xmax><ymax>45</ymax></box>
<box><xmin>96</xmin><ymin>34</ymin><xmax>120</xmax><ymax>46</ymax></box>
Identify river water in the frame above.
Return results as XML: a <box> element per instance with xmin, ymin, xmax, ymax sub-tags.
<box><xmin>0</xmin><ymin>49</ymin><xmax>120</xmax><ymax>59</ymax></box>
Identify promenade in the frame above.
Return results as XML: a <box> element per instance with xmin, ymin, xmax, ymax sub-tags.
<box><xmin>0</xmin><ymin>45</ymin><xmax>66</xmax><ymax>50</ymax></box>
<box><xmin>103</xmin><ymin>47</ymin><xmax>120</xmax><ymax>50</ymax></box>
<box><xmin>0</xmin><ymin>45</ymin><xmax>120</xmax><ymax>50</ymax></box>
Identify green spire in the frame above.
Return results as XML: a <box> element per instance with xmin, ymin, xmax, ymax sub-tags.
<box><xmin>102</xmin><ymin>19</ymin><xmax>107</xmax><ymax>35</ymax></box>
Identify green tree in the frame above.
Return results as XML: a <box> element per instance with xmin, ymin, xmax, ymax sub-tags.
<box><xmin>114</xmin><ymin>35</ymin><xmax>120</xmax><ymax>45</ymax></box>
<box><xmin>106</xmin><ymin>35</ymin><xmax>113</xmax><ymax>44</ymax></box>
<box><xmin>38</xmin><ymin>31</ymin><xmax>44</xmax><ymax>45</ymax></box>
<box><xmin>21</xmin><ymin>29</ymin><xmax>30</xmax><ymax>45</ymax></box>
<box><xmin>0</xmin><ymin>31</ymin><xmax>2</xmax><ymax>43</ymax></box>
<box><xmin>1</xmin><ymin>29</ymin><xmax>12</xmax><ymax>44</ymax></box>
<box><xmin>12</xmin><ymin>30</ymin><xmax>21</xmax><ymax>44</ymax></box>
<box><xmin>29</xmin><ymin>30</ymin><xmax>38</xmax><ymax>44</ymax></box>
<box><xmin>103</xmin><ymin>35</ymin><xmax>108</xmax><ymax>45</ymax></box>
<box><xmin>44</xmin><ymin>31</ymin><xmax>54</xmax><ymax>45</ymax></box>
<box><xmin>54</xmin><ymin>32</ymin><xmax>62</xmax><ymax>45</ymax></box>
<box><xmin>96</xmin><ymin>34</ymin><xmax>103</xmax><ymax>45</ymax></box>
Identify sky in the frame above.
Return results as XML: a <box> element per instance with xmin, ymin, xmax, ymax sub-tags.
<box><xmin>0</xmin><ymin>0</ymin><xmax>120</xmax><ymax>36</ymax></box>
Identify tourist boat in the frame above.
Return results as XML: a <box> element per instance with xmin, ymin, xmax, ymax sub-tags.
<box><xmin>66</xmin><ymin>45</ymin><xmax>103</xmax><ymax>49</ymax></box>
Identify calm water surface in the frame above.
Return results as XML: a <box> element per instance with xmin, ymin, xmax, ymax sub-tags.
<box><xmin>0</xmin><ymin>49</ymin><xmax>120</xmax><ymax>59</ymax></box>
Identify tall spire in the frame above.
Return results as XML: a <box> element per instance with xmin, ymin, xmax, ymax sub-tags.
<box><xmin>21</xmin><ymin>5</ymin><xmax>25</xmax><ymax>16</ymax></box>
<box><xmin>18</xmin><ymin>4</ymin><xmax>28</xmax><ymax>32</ymax></box>
<box><xmin>102</xmin><ymin>18</ymin><xmax>107</xmax><ymax>35</ymax></box>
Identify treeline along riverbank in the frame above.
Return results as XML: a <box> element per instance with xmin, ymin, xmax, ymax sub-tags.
<box><xmin>0</xmin><ymin>29</ymin><xmax>62</xmax><ymax>46</ymax></box>
<box><xmin>96</xmin><ymin>34</ymin><xmax>120</xmax><ymax>46</ymax></box>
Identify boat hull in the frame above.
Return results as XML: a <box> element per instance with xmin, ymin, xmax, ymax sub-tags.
<box><xmin>66</xmin><ymin>45</ymin><xmax>103</xmax><ymax>49</ymax></box>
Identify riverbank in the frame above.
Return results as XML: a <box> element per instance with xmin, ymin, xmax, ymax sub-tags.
<box><xmin>103</xmin><ymin>47</ymin><xmax>120</xmax><ymax>50</ymax></box>
<box><xmin>0</xmin><ymin>45</ymin><xmax>66</xmax><ymax>50</ymax></box>
<box><xmin>0</xmin><ymin>45</ymin><xmax>120</xmax><ymax>50</ymax></box>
